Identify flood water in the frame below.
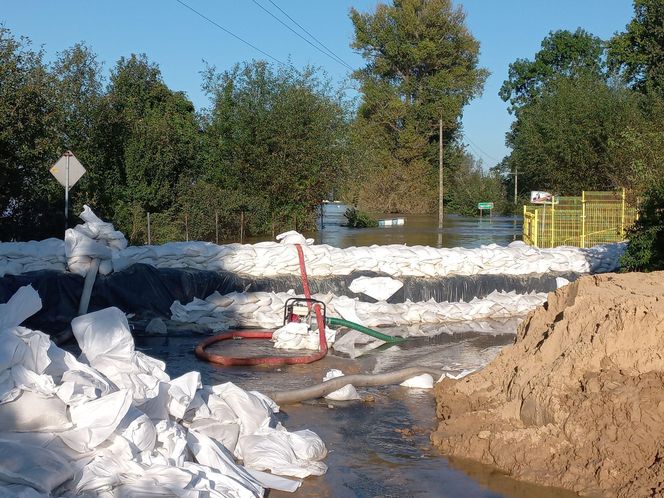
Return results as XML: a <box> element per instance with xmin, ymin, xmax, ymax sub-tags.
<box><xmin>136</xmin><ymin>207</ymin><xmax>577</xmax><ymax>497</ymax></box>
<box><xmin>135</xmin><ymin>327</ymin><xmax>577</xmax><ymax>498</ymax></box>
<box><xmin>315</xmin><ymin>203</ymin><xmax>522</xmax><ymax>249</ymax></box>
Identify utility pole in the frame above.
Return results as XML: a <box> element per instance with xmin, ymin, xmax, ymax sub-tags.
<box><xmin>513</xmin><ymin>166</ymin><xmax>518</xmax><ymax>205</ymax></box>
<box><xmin>438</xmin><ymin>117</ymin><xmax>444</xmax><ymax>229</ymax></box>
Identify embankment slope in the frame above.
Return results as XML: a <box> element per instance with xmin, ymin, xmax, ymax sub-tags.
<box><xmin>432</xmin><ymin>271</ymin><xmax>664</xmax><ymax>497</ymax></box>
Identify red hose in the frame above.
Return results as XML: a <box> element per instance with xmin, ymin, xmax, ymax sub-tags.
<box><xmin>195</xmin><ymin>243</ymin><xmax>328</xmax><ymax>366</ymax></box>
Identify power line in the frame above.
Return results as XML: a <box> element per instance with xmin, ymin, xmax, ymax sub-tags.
<box><xmin>250</xmin><ymin>0</ymin><xmax>354</xmax><ymax>71</ymax></box>
<box><xmin>465</xmin><ymin>136</ymin><xmax>501</xmax><ymax>163</ymax></box>
<box><xmin>174</xmin><ymin>0</ymin><xmax>288</xmax><ymax>67</ymax></box>
<box><xmin>265</xmin><ymin>0</ymin><xmax>354</xmax><ymax>71</ymax></box>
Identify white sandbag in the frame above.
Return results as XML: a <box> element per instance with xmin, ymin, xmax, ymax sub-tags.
<box><xmin>284</xmin><ymin>429</ymin><xmax>327</xmax><ymax>461</ymax></box>
<box><xmin>0</xmin><ymin>390</ymin><xmax>71</xmax><ymax>432</ymax></box>
<box><xmin>276</xmin><ymin>230</ymin><xmax>312</xmax><ymax>246</ymax></box>
<box><xmin>188</xmin><ymin>418</ymin><xmax>240</xmax><ymax>454</ymax></box>
<box><xmin>245</xmin><ymin>469</ymin><xmax>301</xmax><ymax>493</ymax></box>
<box><xmin>167</xmin><ymin>371</ymin><xmax>201</xmax><ymax>420</ymax></box>
<box><xmin>0</xmin><ymin>285</ymin><xmax>42</xmax><ymax>331</ymax></box>
<box><xmin>116</xmin><ymin>406</ymin><xmax>157</xmax><ymax>453</ymax></box>
<box><xmin>49</xmin><ymin>350</ymin><xmax>113</xmax><ymax>406</ymax></box>
<box><xmin>58</xmin><ymin>389</ymin><xmax>133</xmax><ymax>452</ymax></box>
<box><xmin>71</xmin><ymin>307</ymin><xmax>135</xmax><ymax>365</ymax></box>
<box><xmin>400</xmin><ymin>373</ymin><xmax>434</xmax><ymax>389</ymax></box>
<box><xmin>65</xmin><ymin>229</ymin><xmax>112</xmax><ymax>260</ymax></box>
<box><xmin>211</xmin><ymin>383</ymin><xmax>276</xmax><ymax>436</ymax></box>
<box><xmin>323</xmin><ymin>369</ymin><xmax>360</xmax><ymax>401</ymax></box>
<box><xmin>272</xmin><ymin>322</ymin><xmax>336</xmax><ymax>350</ymax></box>
<box><xmin>185</xmin><ymin>429</ymin><xmax>263</xmax><ymax>498</ymax></box>
<box><xmin>349</xmin><ymin>276</ymin><xmax>403</xmax><ymax>301</ymax></box>
<box><xmin>236</xmin><ymin>426</ymin><xmax>327</xmax><ymax>479</ymax></box>
<box><xmin>0</xmin><ymin>439</ymin><xmax>73</xmax><ymax>493</ymax></box>
<box><xmin>153</xmin><ymin>420</ymin><xmax>188</xmax><ymax>467</ymax></box>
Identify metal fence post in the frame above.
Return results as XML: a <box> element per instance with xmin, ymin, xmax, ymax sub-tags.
<box><xmin>534</xmin><ymin>208</ymin><xmax>539</xmax><ymax>247</ymax></box>
<box><xmin>522</xmin><ymin>204</ymin><xmax>526</xmax><ymax>243</ymax></box>
<box><xmin>551</xmin><ymin>196</ymin><xmax>556</xmax><ymax>248</ymax></box>
<box><xmin>581</xmin><ymin>191</ymin><xmax>586</xmax><ymax>248</ymax></box>
<box><xmin>215</xmin><ymin>210</ymin><xmax>219</xmax><ymax>245</ymax></box>
<box><xmin>620</xmin><ymin>188</ymin><xmax>626</xmax><ymax>238</ymax></box>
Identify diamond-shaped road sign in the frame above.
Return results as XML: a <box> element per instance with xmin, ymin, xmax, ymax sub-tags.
<box><xmin>50</xmin><ymin>151</ymin><xmax>86</xmax><ymax>188</ymax></box>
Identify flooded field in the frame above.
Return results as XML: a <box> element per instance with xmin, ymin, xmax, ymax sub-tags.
<box><xmin>316</xmin><ymin>203</ymin><xmax>522</xmax><ymax>249</ymax></box>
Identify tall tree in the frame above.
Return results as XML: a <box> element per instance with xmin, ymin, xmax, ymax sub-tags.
<box><xmin>349</xmin><ymin>0</ymin><xmax>487</xmax><ymax>213</ymax></box>
<box><xmin>52</xmin><ymin>43</ymin><xmax>105</xmax><ymax>219</ymax></box>
<box><xmin>499</xmin><ymin>28</ymin><xmax>605</xmax><ymax>113</ymax></box>
<box><xmin>498</xmin><ymin>29</ymin><xmax>638</xmax><ymax>196</ymax></box>
<box><xmin>504</xmin><ymin>75</ymin><xmax>641</xmax><ymax>195</ymax></box>
<box><xmin>93</xmin><ymin>54</ymin><xmax>200</xmax><ymax>238</ymax></box>
<box><xmin>201</xmin><ymin>61</ymin><xmax>350</xmax><ymax>235</ymax></box>
<box><xmin>0</xmin><ymin>28</ymin><xmax>61</xmax><ymax>240</ymax></box>
<box><xmin>608</xmin><ymin>0</ymin><xmax>664</xmax><ymax>95</ymax></box>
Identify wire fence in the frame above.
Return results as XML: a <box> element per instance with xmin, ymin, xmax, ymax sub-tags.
<box><xmin>124</xmin><ymin>209</ymin><xmax>315</xmax><ymax>246</ymax></box>
<box><xmin>523</xmin><ymin>189</ymin><xmax>638</xmax><ymax>248</ymax></box>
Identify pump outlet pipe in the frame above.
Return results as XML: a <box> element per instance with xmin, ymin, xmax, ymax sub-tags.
<box><xmin>267</xmin><ymin>366</ymin><xmax>442</xmax><ymax>405</ymax></box>
<box><xmin>78</xmin><ymin>258</ymin><xmax>100</xmax><ymax>316</ymax></box>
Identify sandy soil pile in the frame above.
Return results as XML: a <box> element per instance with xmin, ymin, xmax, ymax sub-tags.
<box><xmin>432</xmin><ymin>271</ymin><xmax>664</xmax><ymax>497</ymax></box>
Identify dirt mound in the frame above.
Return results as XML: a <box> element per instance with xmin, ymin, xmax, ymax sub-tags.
<box><xmin>432</xmin><ymin>271</ymin><xmax>664</xmax><ymax>497</ymax></box>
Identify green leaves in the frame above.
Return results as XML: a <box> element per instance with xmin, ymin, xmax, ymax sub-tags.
<box><xmin>201</xmin><ymin>61</ymin><xmax>351</xmax><ymax>235</ymax></box>
<box><xmin>499</xmin><ymin>29</ymin><xmax>605</xmax><ymax>113</ymax></box>
<box><xmin>608</xmin><ymin>0</ymin><xmax>664</xmax><ymax>95</ymax></box>
<box><xmin>349</xmin><ymin>0</ymin><xmax>487</xmax><ymax>213</ymax></box>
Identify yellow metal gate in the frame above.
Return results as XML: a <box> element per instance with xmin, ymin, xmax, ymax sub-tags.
<box><xmin>522</xmin><ymin>189</ymin><xmax>637</xmax><ymax>248</ymax></box>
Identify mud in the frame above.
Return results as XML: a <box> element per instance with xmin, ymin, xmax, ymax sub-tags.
<box><xmin>432</xmin><ymin>271</ymin><xmax>664</xmax><ymax>497</ymax></box>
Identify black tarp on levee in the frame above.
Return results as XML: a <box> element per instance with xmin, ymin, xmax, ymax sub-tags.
<box><xmin>0</xmin><ymin>264</ymin><xmax>579</xmax><ymax>334</ymax></box>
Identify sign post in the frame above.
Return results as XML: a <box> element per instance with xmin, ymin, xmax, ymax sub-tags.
<box><xmin>477</xmin><ymin>202</ymin><xmax>494</xmax><ymax>219</ymax></box>
<box><xmin>50</xmin><ymin>151</ymin><xmax>86</xmax><ymax>230</ymax></box>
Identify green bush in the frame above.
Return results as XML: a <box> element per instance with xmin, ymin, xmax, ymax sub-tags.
<box><xmin>620</xmin><ymin>179</ymin><xmax>664</xmax><ymax>272</ymax></box>
<box><xmin>344</xmin><ymin>207</ymin><xmax>377</xmax><ymax>228</ymax></box>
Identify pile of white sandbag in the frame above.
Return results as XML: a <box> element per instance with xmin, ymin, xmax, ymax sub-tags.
<box><xmin>1</xmin><ymin>207</ymin><xmax>626</xmax><ymax>279</ymax></box>
<box><xmin>0</xmin><ymin>238</ymin><xmax>65</xmax><ymax>277</ymax></box>
<box><xmin>170</xmin><ymin>289</ymin><xmax>548</xmax><ymax>335</ymax></box>
<box><xmin>64</xmin><ymin>205</ymin><xmax>127</xmax><ymax>276</ymax></box>
<box><xmin>114</xmin><ymin>235</ymin><xmax>625</xmax><ymax>278</ymax></box>
<box><xmin>0</xmin><ymin>286</ymin><xmax>328</xmax><ymax>496</ymax></box>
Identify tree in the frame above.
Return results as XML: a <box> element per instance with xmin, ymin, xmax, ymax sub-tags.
<box><xmin>500</xmin><ymin>28</ymin><xmax>605</xmax><ymax>113</ymax></box>
<box><xmin>201</xmin><ymin>61</ymin><xmax>351</xmax><ymax>234</ymax></box>
<box><xmin>620</xmin><ymin>175</ymin><xmax>664</xmax><ymax>271</ymax></box>
<box><xmin>94</xmin><ymin>54</ymin><xmax>201</xmax><ymax>239</ymax></box>
<box><xmin>444</xmin><ymin>153</ymin><xmax>508</xmax><ymax>216</ymax></box>
<box><xmin>498</xmin><ymin>29</ymin><xmax>644</xmax><ymax>196</ymax></box>
<box><xmin>503</xmin><ymin>75</ymin><xmax>641</xmax><ymax>195</ymax></box>
<box><xmin>0</xmin><ymin>28</ymin><xmax>61</xmax><ymax>240</ymax></box>
<box><xmin>349</xmin><ymin>0</ymin><xmax>488</xmax><ymax>213</ymax></box>
<box><xmin>51</xmin><ymin>43</ymin><xmax>105</xmax><ymax>221</ymax></box>
<box><xmin>608</xmin><ymin>0</ymin><xmax>664</xmax><ymax>95</ymax></box>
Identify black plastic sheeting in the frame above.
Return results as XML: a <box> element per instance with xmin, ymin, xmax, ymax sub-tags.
<box><xmin>0</xmin><ymin>264</ymin><xmax>579</xmax><ymax>334</ymax></box>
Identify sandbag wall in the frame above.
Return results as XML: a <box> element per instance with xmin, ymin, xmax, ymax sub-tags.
<box><xmin>0</xmin><ymin>264</ymin><xmax>577</xmax><ymax>335</ymax></box>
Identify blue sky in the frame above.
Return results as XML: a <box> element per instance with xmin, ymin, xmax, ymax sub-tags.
<box><xmin>2</xmin><ymin>0</ymin><xmax>635</xmax><ymax>167</ymax></box>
